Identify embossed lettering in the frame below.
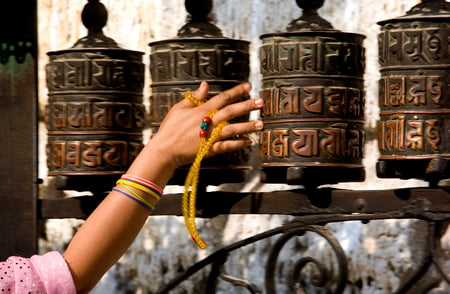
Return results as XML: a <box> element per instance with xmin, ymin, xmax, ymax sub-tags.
<box><xmin>48</xmin><ymin>140</ymin><xmax>143</xmax><ymax>171</ymax></box>
<box><xmin>425</xmin><ymin>119</ymin><xmax>440</xmax><ymax>151</ymax></box>
<box><xmin>259</xmin><ymin>127</ymin><xmax>364</xmax><ymax>161</ymax></box>
<box><xmin>291</xmin><ymin>129</ymin><xmax>319</xmax><ymax>157</ymax></box>
<box><xmin>303</xmin><ymin>87</ymin><xmax>324</xmax><ymax>114</ymax></box>
<box><xmin>379</xmin><ymin>28</ymin><xmax>446</xmax><ymax>64</ymax></box>
<box><xmin>82</xmin><ymin>142</ymin><xmax>103</xmax><ymax>167</ymax></box>
<box><xmin>380</xmin><ymin>75</ymin><xmax>443</xmax><ymax>107</ymax></box>
<box><xmin>49</xmin><ymin>101</ymin><xmax>144</xmax><ymax>130</ymax></box>
<box><xmin>46</xmin><ymin>59</ymin><xmax>143</xmax><ymax>91</ymax></box>
<box><xmin>321</xmin><ymin>123</ymin><xmax>347</xmax><ymax>157</ymax></box>
<box><xmin>272</xmin><ymin>130</ymin><xmax>289</xmax><ymax>158</ymax></box>
<box><xmin>259</xmin><ymin>130</ymin><xmax>271</xmax><ymax>159</ymax></box>
<box><xmin>261</xmin><ymin>39</ymin><xmax>363</xmax><ymax>75</ymax></box>
<box><xmin>378</xmin><ymin>116</ymin><xmax>442</xmax><ymax>152</ymax></box>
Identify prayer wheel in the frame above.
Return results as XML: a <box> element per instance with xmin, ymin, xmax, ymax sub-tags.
<box><xmin>258</xmin><ymin>0</ymin><xmax>366</xmax><ymax>186</ymax></box>
<box><xmin>376</xmin><ymin>0</ymin><xmax>450</xmax><ymax>184</ymax></box>
<box><xmin>148</xmin><ymin>0</ymin><xmax>251</xmax><ymax>185</ymax></box>
<box><xmin>45</xmin><ymin>0</ymin><xmax>145</xmax><ymax>192</ymax></box>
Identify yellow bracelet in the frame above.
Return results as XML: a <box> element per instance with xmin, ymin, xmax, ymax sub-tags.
<box><xmin>117</xmin><ymin>179</ymin><xmax>161</xmax><ymax>202</ymax></box>
<box><xmin>118</xmin><ymin>183</ymin><xmax>155</xmax><ymax>210</ymax></box>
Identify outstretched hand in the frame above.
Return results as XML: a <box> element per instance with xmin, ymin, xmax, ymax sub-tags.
<box><xmin>152</xmin><ymin>81</ymin><xmax>263</xmax><ymax>168</ymax></box>
<box><xmin>126</xmin><ymin>82</ymin><xmax>264</xmax><ymax>188</ymax></box>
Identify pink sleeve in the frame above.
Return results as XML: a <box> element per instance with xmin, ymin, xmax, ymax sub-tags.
<box><xmin>0</xmin><ymin>251</ymin><xmax>76</xmax><ymax>294</ymax></box>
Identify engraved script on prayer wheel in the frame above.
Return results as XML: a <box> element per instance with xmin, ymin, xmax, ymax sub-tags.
<box><xmin>376</xmin><ymin>0</ymin><xmax>450</xmax><ymax>184</ymax></box>
<box><xmin>45</xmin><ymin>0</ymin><xmax>145</xmax><ymax>192</ymax></box>
<box><xmin>148</xmin><ymin>0</ymin><xmax>250</xmax><ymax>184</ymax></box>
<box><xmin>258</xmin><ymin>0</ymin><xmax>366</xmax><ymax>186</ymax></box>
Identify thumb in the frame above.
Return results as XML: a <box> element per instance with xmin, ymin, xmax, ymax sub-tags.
<box><xmin>178</xmin><ymin>81</ymin><xmax>209</xmax><ymax>107</ymax></box>
<box><xmin>192</xmin><ymin>81</ymin><xmax>209</xmax><ymax>102</ymax></box>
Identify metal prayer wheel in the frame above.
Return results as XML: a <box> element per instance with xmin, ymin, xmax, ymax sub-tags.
<box><xmin>376</xmin><ymin>0</ymin><xmax>450</xmax><ymax>184</ymax></box>
<box><xmin>45</xmin><ymin>0</ymin><xmax>145</xmax><ymax>192</ymax></box>
<box><xmin>148</xmin><ymin>0</ymin><xmax>251</xmax><ymax>184</ymax></box>
<box><xmin>258</xmin><ymin>0</ymin><xmax>366</xmax><ymax>186</ymax></box>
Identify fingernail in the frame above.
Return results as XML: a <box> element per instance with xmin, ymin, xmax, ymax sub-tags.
<box><xmin>254</xmin><ymin>98</ymin><xmax>264</xmax><ymax>107</ymax></box>
<box><xmin>243</xmin><ymin>83</ymin><xmax>252</xmax><ymax>92</ymax></box>
<box><xmin>255</xmin><ymin>120</ymin><xmax>264</xmax><ymax>130</ymax></box>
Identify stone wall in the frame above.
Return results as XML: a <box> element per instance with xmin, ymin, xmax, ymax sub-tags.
<box><xmin>37</xmin><ymin>0</ymin><xmax>450</xmax><ymax>293</ymax></box>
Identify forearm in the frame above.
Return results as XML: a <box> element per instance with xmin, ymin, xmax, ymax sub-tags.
<box><xmin>63</xmin><ymin>141</ymin><xmax>175</xmax><ymax>293</ymax></box>
<box><xmin>61</xmin><ymin>82</ymin><xmax>263</xmax><ymax>293</ymax></box>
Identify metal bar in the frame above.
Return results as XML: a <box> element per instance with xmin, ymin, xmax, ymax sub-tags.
<box><xmin>38</xmin><ymin>188</ymin><xmax>450</xmax><ymax>219</ymax></box>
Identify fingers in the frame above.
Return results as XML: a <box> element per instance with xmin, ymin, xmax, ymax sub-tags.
<box><xmin>213</xmin><ymin>97</ymin><xmax>264</xmax><ymax>123</ymax></box>
<box><xmin>220</xmin><ymin>120</ymin><xmax>264</xmax><ymax>140</ymax></box>
<box><xmin>204</xmin><ymin>83</ymin><xmax>252</xmax><ymax>110</ymax></box>
<box><xmin>208</xmin><ymin>119</ymin><xmax>263</xmax><ymax>156</ymax></box>
<box><xmin>209</xmin><ymin>138</ymin><xmax>253</xmax><ymax>156</ymax></box>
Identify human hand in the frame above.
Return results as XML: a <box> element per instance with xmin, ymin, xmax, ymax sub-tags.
<box><xmin>152</xmin><ymin>81</ymin><xmax>264</xmax><ymax>169</ymax></box>
<box><xmin>125</xmin><ymin>81</ymin><xmax>263</xmax><ymax>188</ymax></box>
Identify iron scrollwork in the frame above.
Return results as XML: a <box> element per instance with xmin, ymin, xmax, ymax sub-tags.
<box><xmin>157</xmin><ymin>219</ymin><xmax>348</xmax><ymax>293</ymax></box>
<box><xmin>155</xmin><ymin>204</ymin><xmax>450</xmax><ymax>293</ymax></box>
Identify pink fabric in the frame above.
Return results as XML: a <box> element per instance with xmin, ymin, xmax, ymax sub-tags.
<box><xmin>0</xmin><ymin>251</ymin><xmax>76</xmax><ymax>294</ymax></box>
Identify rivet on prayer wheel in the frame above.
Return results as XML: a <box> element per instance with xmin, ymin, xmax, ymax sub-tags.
<box><xmin>45</xmin><ymin>0</ymin><xmax>145</xmax><ymax>193</ymax></box>
<box><xmin>258</xmin><ymin>0</ymin><xmax>366</xmax><ymax>186</ymax></box>
<box><xmin>148</xmin><ymin>0</ymin><xmax>251</xmax><ymax>185</ymax></box>
<box><xmin>376</xmin><ymin>0</ymin><xmax>450</xmax><ymax>185</ymax></box>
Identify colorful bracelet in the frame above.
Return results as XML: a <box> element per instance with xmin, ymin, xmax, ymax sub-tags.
<box><xmin>112</xmin><ymin>187</ymin><xmax>153</xmax><ymax>213</ymax></box>
<box><xmin>117</xmin><ymin>183</ymin><xmax>155</xmax><ymax>210</ymax></box>
<box><xmin>117</xmin><ymin>179</ymin><xmax>161</xmax><ymax>202</ymax></box>
<box><xmin>112</xmin><ymin>175</ymin><xmax>164</xmax><ymax>213</ymax></box>
<box><xmin>120</xmin><ymin>174</ymin><xmax>163</xmax><ymax>195</ymax></box>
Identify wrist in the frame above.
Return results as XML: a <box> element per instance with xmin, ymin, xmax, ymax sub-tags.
<box><xmin>125</xmin><ymin>140</ymin><xmax>177</xmax><ymax>189</ymax></box>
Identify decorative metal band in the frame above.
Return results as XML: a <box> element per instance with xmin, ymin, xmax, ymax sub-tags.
<box><xmin>378</xmin><ymin>22</ymin><xmax>450</xmax><ymax>67</ymax></box>
<box><xmin>46</xmin><ymin>50</ymin><xmax>144</xmax><ymax>93</ymax></box>
<box><xmin>377</xmin><ymin>112</ymin><xmax>448</xmax><ymax>157</ymax></box>
<box><xmin>259</xmin><ymin>33</ymin><xmax>365</xmax><ymax>77</ymax></box>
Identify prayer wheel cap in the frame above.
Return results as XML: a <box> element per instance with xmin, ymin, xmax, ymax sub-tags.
<box><xmin>71</xmin><ymin>0</ymin><xmax>120</xmax><ymax>48</ymax></box>
<box><xmin>177</xmin><ymin>0</ymin><xmax>222</xmax><ymax>37</ymax></box>
<box><xmin>287</xmin><ymin>0</ymin><xmax>336</xmax><ymax>32</ymax></box>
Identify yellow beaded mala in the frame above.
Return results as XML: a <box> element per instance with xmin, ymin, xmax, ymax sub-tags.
<box><xmin>182</xmin><ymin>91</ymin><xmax>228</xmax><ymax>249</ymax></box>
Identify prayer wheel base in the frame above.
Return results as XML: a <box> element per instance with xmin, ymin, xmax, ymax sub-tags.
<box><xmin>260</xmin><ymin>166</ymin><xmax>365</xmax><ymax>187</ymax></box>
<box><xmin>376</xmin><ymin>158</ymin><xmax>450</xmax><ymax>185</ymax></box>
